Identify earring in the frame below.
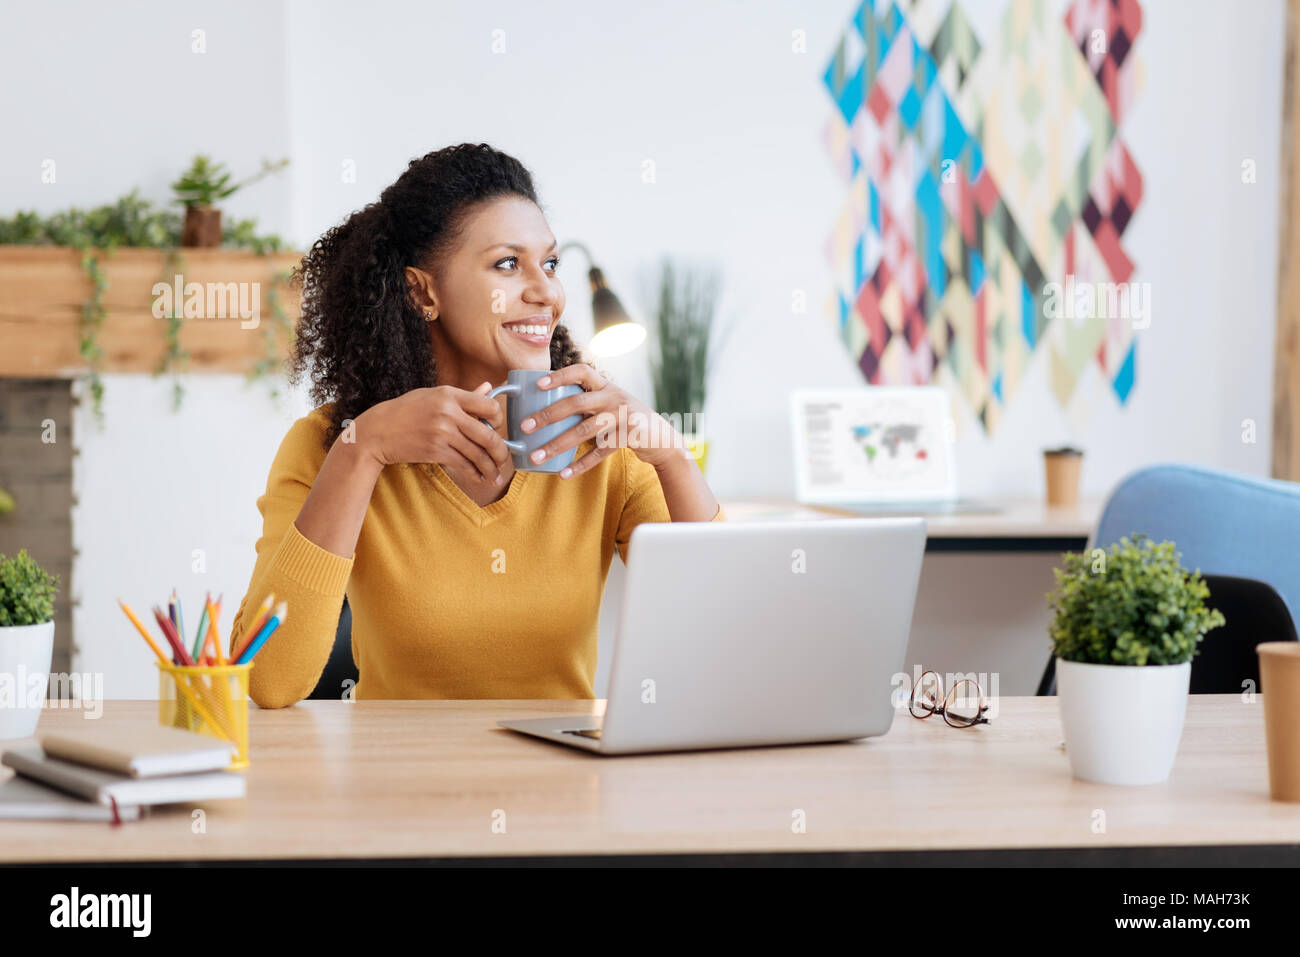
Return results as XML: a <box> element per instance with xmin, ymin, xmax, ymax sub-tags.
<box><xmin>425</xmin><ymin>310</ymin><xmax>434</xmax><ymax>322</ymax></box>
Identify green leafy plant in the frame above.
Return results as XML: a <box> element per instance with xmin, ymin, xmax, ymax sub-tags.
<box><xmin>644</xmin><ymin>257</ymin><xmax>732</xmax><ymax>425</ymax></box>
<box><xmin>1047</xmin><ymin>534</ymin><xmax>1226</xmax><ymax>666</ymax></box>
<box><xmin>0</xmin><ymin>550</ymin><xmax>59</xmax><ymax>627</ymax></box>
<box><xmin>158</xmin><ymin>247</ymin><xmax>189</xmax><ymax>411</ymax></box>
<box><xmin>245</xmin><ymin>266</ymin><xmax>298</xmax><ymax>400</ymax></box>
<box><xmin>0</xmin><ymin>487</ymin><xmax>14</xmax><ymax>515</ymax></box>
<box><xmin>0</xmin><ymin>174</ymin><xmax>292</xmax><ymax>423</ymax></box>
<box><xmin>170</xmin><ymin>155</ymin><xmax>289</xmax><ymax>209</ymax></box>
<box><xmin>0</xmin><ymin>189</ymin><xmax>182</xmax><ymax>248</ymax></box>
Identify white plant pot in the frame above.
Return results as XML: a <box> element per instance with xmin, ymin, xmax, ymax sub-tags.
<box><xmin>0</xmin><ymin>620</ymin><xmax>54</xmax><ymax>740</ymax></box>
<box><xmin>1056</xmin><ymin>658</ymin><xmax>1191</xmax><ymax>786</ymax></box>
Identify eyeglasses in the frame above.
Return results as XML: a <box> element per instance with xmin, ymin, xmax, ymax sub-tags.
<box><xmin>908</xmin><ymin>671</ymin><xmax>991</xmax><ymax>728</ymax></box>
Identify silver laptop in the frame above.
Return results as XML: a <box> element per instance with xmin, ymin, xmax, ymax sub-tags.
<box><xmin>790</xmin><ymin>386</ymin><xmax>998</xmax><ymax>515</ymax></box>
<box><xmin>498</xmin><ymin>517</ymin><xmax>926</xmax><ymax>755</ymax></box>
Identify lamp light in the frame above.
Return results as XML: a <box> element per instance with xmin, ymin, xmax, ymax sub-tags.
<box><xmin>558</xmin><ymin>241</ymin><xmax>645</xmax><ymax>357</ymax></box>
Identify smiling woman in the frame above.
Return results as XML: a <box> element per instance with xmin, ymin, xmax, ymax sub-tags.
<box><xmin>228</xmin><ymin>143</ymin><xmax>724</xmax><ymax>708</ymax></box>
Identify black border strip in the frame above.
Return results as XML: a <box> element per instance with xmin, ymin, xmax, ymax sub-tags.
<box><xmin>18</xmin><ymin>844</ymin><xmax>1300</xmax><ymax>867</ymax></box>
<box><xmin>926</xmin><ymin>536</ymin><xmax>1086</xmax><ymax>553</ymax></box>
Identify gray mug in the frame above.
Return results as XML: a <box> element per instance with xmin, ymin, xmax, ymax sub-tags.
<box><xmin>480</xmin><ymin>369</ymin><xmax>584</xmax><ymax>473</ymax></box>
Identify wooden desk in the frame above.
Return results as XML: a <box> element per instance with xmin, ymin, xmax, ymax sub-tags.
<box><xmin>3</xmin><ymin>697</ymin><xmax>1298</xmax><ymax>865</ymax></box>
<box><xmin>723</xmin><ymin>498</ymin><xmax>1101</xmax><ymax>552</ymax></box>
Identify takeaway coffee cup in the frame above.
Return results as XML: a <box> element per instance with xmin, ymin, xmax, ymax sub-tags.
<box><xmin>1043</xmin><ymin>446</ymin><xmax>1084</xmax><ymax>506</ymax></box>
<box><xmin>1258</xmin><ymin>642</ymin><xmax>1300</xmax><ymax>802</ymax></box>
<box><xmin>479</xmin><ymin>369</ymin><xmax>584</xmax><ymax>473</ymax></box>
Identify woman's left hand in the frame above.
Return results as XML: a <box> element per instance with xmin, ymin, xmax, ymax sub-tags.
<box><xmin>519</xmin><ymin>365</ymin><xmax>681</xmax><ymax>477</ymax></box>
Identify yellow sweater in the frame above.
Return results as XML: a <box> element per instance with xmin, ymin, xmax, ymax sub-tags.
<box><xmin>230</xmin><ymin>403</ymin><xmax>725</xmax><ymax>707</ymax></box>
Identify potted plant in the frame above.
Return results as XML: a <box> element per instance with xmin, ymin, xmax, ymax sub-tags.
<box><xmin>0</xmin><ymin>550</ymin><xmax>60</xmax><ymax>739</ymax></box>
<box><xmin>171</xmin><ymin>154</ymin><xmax>289</xmax><ymax>248</ymax></box>
<box><xmin>644</xmin><ymin>257</ymin><xmax>732</xmax><ymax>474</ymax></box>
<box><xmin>1047</xmin><ymin>534</ymin><xmax>1225</xmax><ymax>785</ymax></box>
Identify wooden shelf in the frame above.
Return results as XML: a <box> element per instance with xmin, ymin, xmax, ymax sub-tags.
<box><xmin>0</xmin><ymin>246</ymin><xmax>303</xmax><ymax>377</ymax></box>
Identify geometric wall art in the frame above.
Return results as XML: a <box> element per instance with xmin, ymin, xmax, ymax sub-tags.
<box><xmin>822</xmin><ymin>0</ymin><xmax>1144</xmax><ymax>433</ymax></box>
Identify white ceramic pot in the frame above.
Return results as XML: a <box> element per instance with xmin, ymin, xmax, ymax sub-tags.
<box><xmin>1056</xmin><ymin>658</ymin><xmax>1191</xmax><ymax>786</ymax></box>
<box><xmin>0</xmin><ymin>620</ymin><xmax>54</xmax><ymax>740</ymax></box>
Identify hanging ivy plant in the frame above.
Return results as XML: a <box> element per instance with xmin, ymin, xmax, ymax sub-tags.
<box><xmin>0</xmin><ymin>186</ymin><xmax>293</xmax><ymax>425</ymax></box>
<box><xmin>77</xmin><ymin>249</ymin><xmax>110</xmax><ymax>418</ymax></box>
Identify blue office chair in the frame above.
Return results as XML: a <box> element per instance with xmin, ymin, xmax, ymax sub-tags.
<box><xmin>1037</xmin><ymin>464</ymin><xmax>1300</xmax><ymax>695</ymax></box>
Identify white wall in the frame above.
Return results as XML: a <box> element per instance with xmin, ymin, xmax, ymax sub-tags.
<box><xmin>0</xmin><ymin>0</ymin><xmax>1287</xmax><ymax>697</ymax></box>
<box><xmin>0</xmin><ymin>0</ymin><xmax>294</xmax><ymax>235</ymax></box>
<box><xmin>0</xmin><ymin>0</ymin><xmax>305</xmax><ymax>697</ymax></box>
<box><xmin>69</xmin><ymin>378</ymin><xmax>311</xmax><ymax>697</ymax></box>
<box><xmin>283</xmin><ymin>0</ymin><xmax>1283</xmax><ymax>500</ymax></box>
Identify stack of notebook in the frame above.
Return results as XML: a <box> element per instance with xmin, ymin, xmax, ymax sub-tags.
<box><xmin>0</xmin><ymin>724</ymin><xmax>246</xmax><ymax>821</ymax></box>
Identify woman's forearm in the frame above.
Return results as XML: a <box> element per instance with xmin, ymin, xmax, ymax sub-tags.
<box><xmin>654</xmin><ymin>451</ymin><xmax>721</xmax><ymax>522</ymax></box>
<box><xmin>294</xmin><ymin>438</ymin><xmax>385</xmax><ymax>558</ymax></box>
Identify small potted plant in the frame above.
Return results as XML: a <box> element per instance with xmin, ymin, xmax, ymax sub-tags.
<box><xmin>644</xmin><ymin>257</ymin><xmax>732</xmax><ymax>474</ymax></box>
<box><xmin>1047</xmin><ymin>534</ymin><xmax>1225</xmax><ymax>785</ymax></box>
<box><xmin>171</xmin><ymin>154</ymin><xmax>289</xmax><ymax>247</ymax></box>
<box><xmin>0</xmin><ymin>550</ymin><xmax>60</xmax><ymax>739</ymax></box>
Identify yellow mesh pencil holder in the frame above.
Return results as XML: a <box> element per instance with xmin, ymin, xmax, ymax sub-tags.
<box><xmin>156</xmin><ymin>662</ymin><xmax>253</xmax><ymax>770</ymax></box>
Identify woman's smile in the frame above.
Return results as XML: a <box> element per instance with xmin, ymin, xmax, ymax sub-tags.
<box><xmin>501</xmin><ymin>315</ymin><xmax>553</xmax><ymax>347</ymax></box>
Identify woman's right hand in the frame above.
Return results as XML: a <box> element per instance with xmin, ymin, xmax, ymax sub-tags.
<box><xmin>355</xmin><ymin>382</ymin><xmax>513</xmax><ymax>484</ymax></box>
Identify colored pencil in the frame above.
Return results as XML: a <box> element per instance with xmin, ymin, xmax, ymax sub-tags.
<box><xmin>235</xmin><ymin>601</ymin><xmax>287</xmax><ymax>665</ymax></box>
<box><xmin>198</xmin><ymin>594</ymin><xmax>215</xmax><ymax>662</ymax></box>
<box><xmin>117</xmin><ymin>599</ymin><xmax>170</xmax><ymax>664</ymax></box>
<box><xmin>201</xmin><ymin>594</ymin><xmax>234</xmax><ymax>713</ymax></box>
<box><xmin>174</xmin><ymin>591</ymin><xmax>187</xmax><ymax>655</ymax></box>
<box><xmin>155</xmin><ymin>606</ymin><xmax>192</xmax><ymax>666</ymax></box>
<box><xmin>204</xmin><ymin>593</ymin><xmax>226</xmax><ymax>665</ymax></box>
<box><xmin>231</xmin><ymin>593</ymin><xmax>273</xmax><ymax>661</ymax></box>
<box><xmin>167</xmin><ymin>594</ymin><xmax>178</xmax><ymax>662</ymax></box>
<box><xmin>191</xmin><ymin>592</ymin><xmax>211</xmax><ymax>663</ymax></box>
<box><xmin>153</xmin><ymin>606</ymin><xmax>194</xmax><ymax>667</ymax></box>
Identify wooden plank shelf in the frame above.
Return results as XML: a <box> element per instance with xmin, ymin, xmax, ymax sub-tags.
<box><xmin>0</xmin><ymin>246</ymin><xmax>304</xmax><ymax>377</ymax></box>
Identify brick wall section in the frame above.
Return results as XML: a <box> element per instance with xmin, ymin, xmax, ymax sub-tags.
<box><xmin>0</xmin><ymin>379</ymin><xmax>74</xmax><ymax>687</ymax></box>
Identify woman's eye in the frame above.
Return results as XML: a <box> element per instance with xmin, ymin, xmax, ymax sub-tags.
<box><xmin>496</xmin><ymin>256</ymin><xmax>560</xmax><ymax>271</ymax></box>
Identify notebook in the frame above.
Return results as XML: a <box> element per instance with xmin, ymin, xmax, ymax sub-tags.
<box><xmin>0</xmin><ymin>773</ymin><xmax>146</xmax><ymax>821</ymax></box>
<box><xmin>1</xmin><ymin>747</ymin><xmax>246</xmax><ymax>807</ymax></box>
<box><xmin>40</xmin><ymin>724</ymin><xmax>235</xmax><ymax>777</ymax></box>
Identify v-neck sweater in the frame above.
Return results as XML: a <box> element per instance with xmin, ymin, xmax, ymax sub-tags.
<box><xmin>231</xmin><ymin>402</ymin><xmax>726</xmax><ymax>707</ymax></box>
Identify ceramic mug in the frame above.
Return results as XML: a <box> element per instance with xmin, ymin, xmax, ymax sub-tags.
<box><xmin>480</xmin><ymin>369</ymin><xmax>584</xmax><ymax>473</ymax></box>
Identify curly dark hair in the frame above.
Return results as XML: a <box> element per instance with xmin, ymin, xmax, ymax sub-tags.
<box><xmin>287</xmin><ymin>143</ymin><xmax>589</xmax><ymax>451</ymax></box>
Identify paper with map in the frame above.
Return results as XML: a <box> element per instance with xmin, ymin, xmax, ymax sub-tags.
<box><xmin>792</xmin><ymin>388</ymin><xmax>955</xmax><ymax>502</ymax></box>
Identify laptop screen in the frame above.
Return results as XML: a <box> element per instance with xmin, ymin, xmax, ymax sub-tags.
<box><xmin>790</xmin><ymin>387</ymin><xmax>957</xmax><ymax>504</ymax></box>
